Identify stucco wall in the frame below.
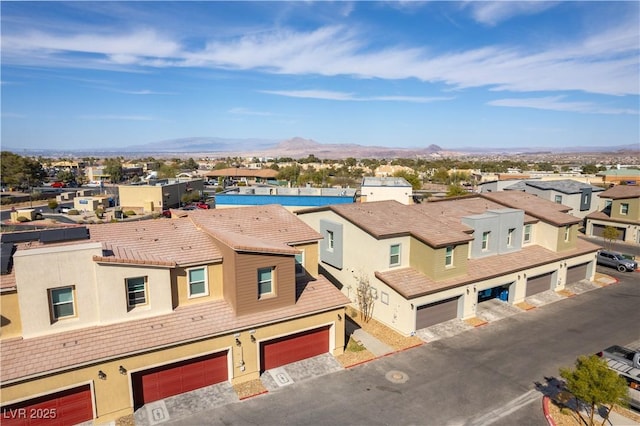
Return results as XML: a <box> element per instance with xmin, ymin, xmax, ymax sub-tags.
<box><xmin>0</xmin><ymin>290</ymin><xmax>22</xmax><ymax>339</ymax></box>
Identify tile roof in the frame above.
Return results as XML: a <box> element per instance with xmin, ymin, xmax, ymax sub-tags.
<box><xmin>316</xmin><ymin>200</ymin><xmax>474</xmax><ymax>248</ymax></box>
<box><xmin>597</xmin><ymin>185</ymin><xmax>640</xmax><ymax>199</ymax></box>
<box><xmin>0</xmin><ymin>275</ymin><xmax>349</xmax><ymax>383</ymax></box>
<box><xmin>480</xmin><ymin>192</ymin><xmax>581</xmax><ymax>226</ymax></box>
<box><xmin>586</xmin><ymin>210</ymin><xmax>639</xmax><ymax>225</ymax></box>
<box><xmin>376</xmin><ymin>238</ymin><xmax>600</xmax><ymax>299</ymax></box>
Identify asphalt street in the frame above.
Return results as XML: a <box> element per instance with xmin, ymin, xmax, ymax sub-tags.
<box><xmin>167</xmin><ymin>269</ymin><xmax>639</xmax><ymax>426</ymax></box>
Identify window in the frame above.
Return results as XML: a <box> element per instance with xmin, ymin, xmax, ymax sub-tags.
<box><xmin>327</xmin><ymin>230</ymin><xmax>334</xmax><ymax>251</ymax></box>
<box><xmin>295</xmin><ymin>251</ymin><xmax>305</xmax><ymax>276</ymax></box>
<box><xmin>445</xmin><ymin>246</ymin><xmax>454</xmax><ymax>267</ymax></box>
<box><xmin>523</xmin><ymin>224</ymin><xmax>532</xmax><ymax>244</ymax></box>
<box><xmin>507</xmin><ymin>228</ymin><xmax>515</xmax><ymax>247</ymax></box>
<box><xmin>50</xmin><ymin>286</ymin><xmax>75</xmax><ymax>320</ymax></box>
<box><xmin>620</xmin><ymin>203</ymin><xmax>629</xmax><ymax>215</ymax></box>
<box><xmin>258</xmin><ymin>267</ymin><xmax>274</xmax><ymax>298</ymax></box>
<box><xmin>481</xmin><ymin>231</ymin><xmax>490</xmax><ymax>251</ymax></box>
<box><xmin>389</xmin><ymin>244</ymin><xmax>401</xmax><ymax>267</ymax></box>
<box><xmin>564</xmin><ymin>226</ymin><xmax>571</xmax><ymax>242</ymax></box>
<box><xmin>126</xmin><ymin>276</ymin><xmax>147</xmax><ymax>307</ymax></box>
<box><xmin>554</xmin><ymin>195</ymin><xmax>563</xmax><ymax>204</ymax></box>
<box><xmin>381</xmin><ymin>291</ymin><xmax>389</xmax><ymax>305</ymax></box>
<box><xmin>188</xmin><ymin>267</ymin><xmax>208</xmax><ymax>298</ymax></box>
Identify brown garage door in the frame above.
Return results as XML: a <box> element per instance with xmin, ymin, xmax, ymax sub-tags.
<box><xmin>592</xmin><ymin>224</ymin><xmax>626</xmax><ymax>240</ymax></box>
<box><xmin>567</xmin><ymin>263</ymin><xmax>589</xmax><ymax>284</ymax></box>
<box><xmin>416</xmin><ymin>297</ymin><xmax>459</xmax><ymax>329</ymax></box>
<box><xmin>261</xmin><ymin>326</ymin><xmax>330</xmax><ymax>371</ymax></box>
<box><xmin>526</xmin><ymin>272</ymin><xmax>553</xmax><ymax>297</ymax></box>
<box><xmin>132</xmin><ymin>351</ymin><xmax>228</xmax><ymax>408</ymax></box>
<box><xmin>1</xmin><ymin>385</ymin><xmax>93</xmax><ymax>426</ymax></box>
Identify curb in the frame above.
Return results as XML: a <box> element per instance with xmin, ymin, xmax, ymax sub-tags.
<box><xmin>239</xmin><ymin>390</ymin><xmax>268</xmax><ymax>401</ymax></box>
<box><xmin>542</xmin><ymin>396</ymin><xmax>557</xmax><ymax>426</ymax></box>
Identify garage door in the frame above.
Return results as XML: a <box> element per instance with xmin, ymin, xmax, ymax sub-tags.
<box><xmin>132</xmin><ymin>351</ymin><xmax>228</xmax><ymax>408</ymax></box>
<box><xmin>567</xmin><ymin>263</ymin><xmax>589</xmax><ymax>284</ymax></box>
<box><xmin>526</xmin><ymin>272</ymin><xmax>553</xmax><ymax>297</ymax></box>
<box><xmin>416</xmin><ymin>297</ymin><xmax>459</xmax><ymax>329</ymax></box>
<box><xmin>261</xmin><ymin>326</ymin><xmax>330</xmax><ymax>371</ymax></box>
<box><xmin>591</xmin><ymin>224</ymin><xmax>626</xmax><ymax>240</ymax></box>
<box><xmin>1</xmin><ymin>385</ymin><xmax>93</xmax><ymax>426</ymax></box>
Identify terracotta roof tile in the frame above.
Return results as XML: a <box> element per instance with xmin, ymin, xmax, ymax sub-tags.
<box><xmin>376</xmin><ymin>238</ymin><xmax>600</xmax><ymax>299</ymax></box>
<box><xmin>0</xmin><ymin>275</ymin><xmax>348</xmax><ymax>383</ymax></box>
<box><xmin>480</xmin><ymin>192</ymin><xmax>581</xmax><ymax>226</ymax></box>
<box><xmin>598</xmin><ymin>185</ymin><xmax>640</xmax><ymax>199</ymax></box>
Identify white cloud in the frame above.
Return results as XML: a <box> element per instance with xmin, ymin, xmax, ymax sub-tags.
<box><xmin>261</xmin><ymin>89</ymin><xmax>453</xmax><ymax>103</ymax></box>
<box><xmin>488</xmin><ymin>96</ymin><xmax>639</xmax><ymax>115</ymax></box>
<box><xmin>1</xmin><ymin>17</ymin><xmax>638</xmax><ymax>97</ymax></box>
<box><xmin>467</xmin><ymin>1</ymin><xmax>559</xmax><ymax>26</ymax></box>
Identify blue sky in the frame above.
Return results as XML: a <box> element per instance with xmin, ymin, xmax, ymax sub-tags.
<box><xmin>1</xmin><ymin>1</ymin><xmax>639</xmax><ymax>151</ymax></box>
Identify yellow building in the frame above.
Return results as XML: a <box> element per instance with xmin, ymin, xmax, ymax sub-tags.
<box><xmin>0</xmin><ymin>206</ymin><xmax>348</xmax><ymax>424</ymax></box>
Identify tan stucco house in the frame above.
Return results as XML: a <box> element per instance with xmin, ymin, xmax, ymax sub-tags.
<box><xmin>297</xmin><ymin>192</ymin><xmax>600</xmax><ymax>336</ymax></box>
<box><xmin>585</xmin><ymin>185</ymin><xmax>640</xmax><ymax>244</ymax></box>
<box><xmin>0</xmin><ymin>205</ymin><xmax>348</xmax><ymax>424</ymax></box>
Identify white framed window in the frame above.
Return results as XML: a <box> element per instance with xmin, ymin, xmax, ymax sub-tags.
<box><xmin>554</xmin><ymin>195</ymin><xmax>563</xmax><ymax>204</ymax></box>
<box><xmin>620</xmin><ymin>203</ymin><xmax>629</xmax><ymax>215</ymax></box>
<box><xmin>523</xmin><ymin>224</ymin><xmax>532</xmax><ymax>244</ymax></box>
<box><xmin>188</xmin><ymin>267</ymin><xmax>208</xmax><ymax>298</ymax></box>
<box><xmin>389</xmin><ymin>244</ymin><xmax>401</xmax><ymax>267</ymax></box>
<box><xmin>126</xmin><ymin>276</ymin><xmax>147</xmax><ymax>307</ymax></box>
<box><xmin>258</xmin><ymin>267</ymin><xmax>274</xmax><ymax>298</ymax></box>
<box><xmin>507</xmin><ymin>228</ymin><xmax>515</xmax><ymax>247</ymax></box>
<box><xmin>481</xmin><ymin>231</ymin><xmax>490</xmax><ymax>251</ymax></box>
<box><xmin>445</xmin><ymin>246</ymin><xmax>454</xmax><ymax>267</ymax></box>
<box><xmin>49</xmin><ymin>286</ymin><xmax>75</xmax><ymax>321</ymax></box>
<box><xmin>327</xmin><ymin>230</ymin><xmax>334</xmax><ymax>251</ymax></box>
<box><xmin>295</xmin><ymin>251</ymin><xmax>305</xmax><ymax>277</ymax></box>
<box><xmin>381</xmin><ymin>291</ymin><xmax>389</xmax><ymax>305</ymax></box>
<box><xmin>564</xmin><ymin>226</ymin><xmax>571</xmax><ymax>242</ymax></box>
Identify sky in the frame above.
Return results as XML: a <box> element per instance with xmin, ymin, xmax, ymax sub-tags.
<box><xmin>1</xmin><ymin>1</ymin><xmax>639</xmax><ymax>151</ymax></box>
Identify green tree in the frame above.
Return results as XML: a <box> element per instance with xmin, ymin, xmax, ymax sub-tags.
<box><xmin>560</xmin><ymin>355</ymin><xmax>629</xmax><ymax>426</ymax></box>
<box><xmin>582</xmin><ymin>164</ymin><xmax>599</xmax><ymax>175</ymax></box>
<box><xmin>1</xmin><ymin>151</ymin><xmax>46</xmax><ymax>189</ymax></box>
<box><xmin>446</xmin><ymin>184</ymin><xmax>468</xmax><ymax>197</ymax></box>
<box><xmin>602</xmin><ymin>226</ymin><xmax>620</xmax><ymax>250</ymax></box>
<box><xmin>393</xmin><ymin>170</ymin><xmax>422</xmax><ymax>190</ymax></box>
<box><xmin>432</xmin><ymin>168</ymin><xmax>450</xmax><ymax>184</ymax></box>
<box><xmin>103</xmin><ymin>158</ymin><xmax>123</xmax><ymax>183</ymax></box>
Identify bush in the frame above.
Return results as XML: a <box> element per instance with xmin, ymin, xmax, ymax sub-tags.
<box><xmin>16</xmin><ymin>216</ymin><xmax>30</xmax><ymax>222</ymax></box>
<box><xmin>124</xmin><ymin>210</ymin><xmax>136</xmax><ymax>216</ymax></box>
<box><xmin>68</xmin><ymin>209</ymin><xmax>80</xmax><ymax>215</ymax></box>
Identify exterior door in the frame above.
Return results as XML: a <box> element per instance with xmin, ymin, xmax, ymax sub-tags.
<box><xmin>261</xmin><ymin>326</ymin><xmax>330</xmax><ymax>371</ymax></box>
<box><xmin>1</xmin><ymin>385</ymin><xmax>93</xmax><ymax>426</ymax></box>
<box><xmin>132</xmin><ymin>351</ymin><xmax>228</xmax><ymax>408</ymax></box>
<box><xmin>415</xmin><ymin>297</ymin><xmax>459</xmax><ymax>329</ymax></box>
<box><xmin>526</xmin><ymin>272</ymin><xmax>553</xmax><ymax>297</ymax></box>
<box><xmin>567</xmin><ymin>263</ymin><xmax>589</xmax><ymax>284</ymax></box>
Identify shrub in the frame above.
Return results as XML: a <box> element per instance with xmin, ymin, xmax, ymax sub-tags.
<box><xmin>124</xmin><ymin>210</ymin><xmax>136</xmax><ymax>216</ymax></box>
<box><xmin>16</xmin><ymin>216</ymin><xmax>30</xmax><ymax>222</ymax></box>
<box><xmin>68</xmin><ymin>209</ymin><xmax>80</xmax><ymax>215</ymax></box>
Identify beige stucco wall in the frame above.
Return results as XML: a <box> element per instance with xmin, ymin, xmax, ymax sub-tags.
<box><xmin>1</xmin><ymin>309</ymin><xmax>344</xmax><ymax>424</ymax></box>
<box><xmin>611</xmin><ymin>198</ymin><xmax>640</xmax><ymax>221</ymax></box>
<box><xmin>14</xmin><ymin>243</ymin><xmax>103</xmax><ymax>338</ymax></box>
<box><xmin>294</xmin><ymin>242</ymin><xmax>319</xmax><ymax>278</ymax></box>
<box><xmin>555</xmin><ymin>224</ymin><xmax>578</xmax><ymax>252</ymax></box>
<box><xmin>0</xmin><ymin>290</ymin><xmax>22</xmax><ymax>339</ymax></box>
<box><xmin>175</xmin><ymin>263</ymin><xmax>224</xmax><ymax>307</ymax></box>
<box><xmin>363</xmin><ymin>186</ymin><xmax>412</xmax><ymax>205</ymax></box>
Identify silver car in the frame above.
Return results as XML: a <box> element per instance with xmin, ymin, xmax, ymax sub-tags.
<box><xmin>596</xmin><ymin>250</ymin><xmax>638</xmax><ymax>272</ymax></box>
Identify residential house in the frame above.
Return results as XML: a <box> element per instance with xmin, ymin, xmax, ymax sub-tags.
<box><xmin>297</xmin><ymin>192</ymin><xmax>599</xmax><ymax>336</ymax></box>
<box><xmin>501</xmin><ymin>179</ymin><xmax>604</xmax><ymax>219</ymax></box>
<box><xmin>118</xmin><ymin>179</ymin><xmax>206</xmax><ymax>213</ymax></box>
<box><xmin>360</xmin><ymin>177</ymin><xmax>413</xmax><ymax>205</ymax></box>
<box><xmin>585</xmin><ymin>185</ymin><xmax>640</xmax><ymax>244</ymax></box>
<box><xmin>596</xmin><ymin>169</ymin><xmax>640</xmax><ymax>186</ymax></box>
<box><xmin>0</xmin><ymin>205</ymin><xmax>348</xmax><ymax>424</ymax></box>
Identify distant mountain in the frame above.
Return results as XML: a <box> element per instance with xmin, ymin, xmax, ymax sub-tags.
<box><xmin>2</xmin><ymin>137</ymin><xmax>636</xmax><ymax>158</ymax></box>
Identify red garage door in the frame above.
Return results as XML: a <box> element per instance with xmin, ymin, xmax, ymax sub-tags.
<box><xmin>261</xmin><ymin>326</ymin><xmax>330</xmax><ymax>371</ymax></box>
<box><xmin>132</xmin><ymin>351</ymin><xmax>228</xmax><ymax>408</ymax></box>
<box><xmin>1</xmin><ymin>385</ymin><xmax>93</xmax><ymax>426</ymax></box>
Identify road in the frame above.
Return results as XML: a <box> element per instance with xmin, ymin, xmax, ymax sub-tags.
<box><xmin>168</xmin><ymin>269</ymin><xmax>639</xmax><ymax>426</ymax></box>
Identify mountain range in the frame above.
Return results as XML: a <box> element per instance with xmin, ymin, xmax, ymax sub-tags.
<box><xmin>4</xmin><ymin>137</ymin><xmax>638</xmax><ymax>158</ymax></box>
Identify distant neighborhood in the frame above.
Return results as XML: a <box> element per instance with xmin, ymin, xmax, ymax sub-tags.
<box><xmin>1</xmin><ymin>150</ymin><xmax>639</xmax><ymax>424</ymax></box>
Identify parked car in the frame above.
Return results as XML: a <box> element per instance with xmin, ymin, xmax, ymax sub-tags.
<box><xmin>51</xmin><ymin>181</ymin><xmax>66</xmax><ymax>188</ymax></box>
<box><xmin>596</xmin><ymin>250</ymin><xmax>638</xmax><ymax>272</ymax></box>
<box><xmin>195</xmin><ymin>202</ymin><xmax>210</xmax><ymax>209</ymax></box>
<box><xmin>161</xmin><ymin>210</ymin><xmax>172</xmax><ymax>218</ymax></box>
